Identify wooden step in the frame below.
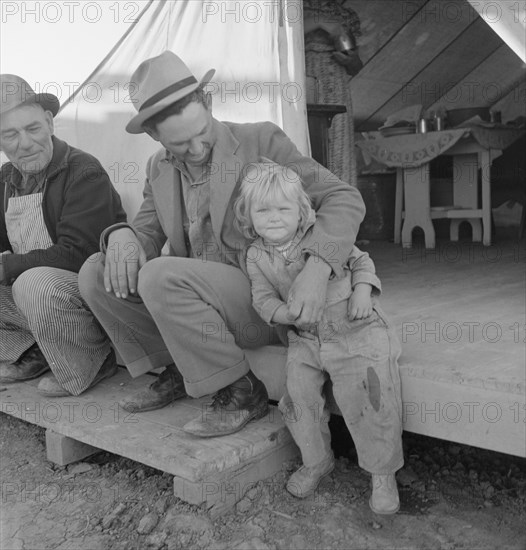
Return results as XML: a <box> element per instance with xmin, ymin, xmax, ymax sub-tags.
<box><xmin>0</xmin><ymin>369</ymin><xmax>299</xmax><ymax>517</ymax></box>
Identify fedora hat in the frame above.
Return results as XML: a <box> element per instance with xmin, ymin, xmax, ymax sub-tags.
<box><xmin>0</xmin><ymin>74</ymin><xmax>60</xmax><ymax>117</ymax></box>
<box><xmin>126</xmin><ymin>51</ymin><xmax>215</xmax><ymax>134</ymax></box>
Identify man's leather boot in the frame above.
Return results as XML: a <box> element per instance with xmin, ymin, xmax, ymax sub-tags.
<box><xmin>0</xmin><ymin>344</ymin><xmax>50</xmax><ymax>383</ymax></box>
<box><xmin>119</xmin><ymin>364</ymin><xmax>187</xmax><ymax>412</ymax></box>
<box><xmin>183</xmin><ymin>370</ymin><xmax>269</xmax><ymax>437</ymax></box>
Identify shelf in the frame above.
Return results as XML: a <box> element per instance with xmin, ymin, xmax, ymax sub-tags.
<box><xmin>430</xmin><ymin>208</ymin><xmax>483</xmax><ymax>219</ymax></box>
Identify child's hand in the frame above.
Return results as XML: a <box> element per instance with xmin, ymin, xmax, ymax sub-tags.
<box><xmin>348</xmin><ymin>283</ymin><xmax>373</xmax><ymax>320</ymax></box>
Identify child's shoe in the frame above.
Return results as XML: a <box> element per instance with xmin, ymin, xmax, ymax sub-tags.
<box><xmin>286</xmin><ymin>456</ymin><xmax>335</xmax><ymax>498</ymax></box>
<box><xmin>369</xmin><ymin>474</ymin><xmax>400</xmax><ymax>514</ymax></box>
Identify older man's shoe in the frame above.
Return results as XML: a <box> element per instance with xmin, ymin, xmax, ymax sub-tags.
<box><xmin>119</xmin><ymin>364</ymin><xmax>187</xmax><ymax>413</ymax></box>
<box><xmin>369</xmin><ymin>474</ymin><xmax>400</xmax><ymax>515</ymax></box>
<box><xmin>0</xmin><ymin>345</ymin><xmax>50</xmax><ymax>383</ymax></box>
<box><xmin>37</xmin><ymin>350</ymin><xmax>118</xmax><ymax>397</ymax></box>
<box><xmin>183</xmin><ymin>370</ymin><xmax>269</xmax><ymax>437</ymax></box>
<box><xmin>286</xmin><ymin>456</ymin><xmax>335</xmax><ymax>498</ymax></box>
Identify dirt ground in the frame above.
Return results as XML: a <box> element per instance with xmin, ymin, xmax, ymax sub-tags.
<box><xmin>1</xmin><ymin>413</ymin><xmax>525</xmax><ymax>550</ymax></box>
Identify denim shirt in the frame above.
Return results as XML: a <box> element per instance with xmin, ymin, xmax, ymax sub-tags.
<box><xmin>246</xmin><ymin>209</ymin><xmax>381</xmax><ymax>325</ymax></box>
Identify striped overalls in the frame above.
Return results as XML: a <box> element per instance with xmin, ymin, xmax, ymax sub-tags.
<box><xmin>0</xmin><ymin>191</ymin><xmax>110</xmax><ymax>395</ymax></box>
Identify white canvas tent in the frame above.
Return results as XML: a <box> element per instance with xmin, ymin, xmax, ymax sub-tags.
<box><xmin>54</xmin><ymin>0</ymin><xmax>308</xmax><ymax>218</ymax></box>
<box><xmin>3</xmin><ymin>0</ymin><xmax>524</xmax><ymax>218</ymax></box>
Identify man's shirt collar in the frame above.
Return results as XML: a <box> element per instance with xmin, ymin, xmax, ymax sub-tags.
<box><xmin>166</xmin><ymin>150</ymin><xmax>212</xmax><ymax>186</ymax></box>
<box><xmin>9</xmin><ymin>166</ymin><xmax>47</xmax><ymax>197</ymax></box>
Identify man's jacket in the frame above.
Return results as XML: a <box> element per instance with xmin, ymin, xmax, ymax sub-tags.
<box><xmin>104</xmin><ymin>119</ymin><xmax>365</xmax><ymax>278</ymax></box>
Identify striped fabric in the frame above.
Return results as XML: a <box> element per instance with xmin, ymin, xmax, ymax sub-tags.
<box><xmin>5</xmin><ymin>192</ymin><xmax>54</xmax><ymax>254</ymax></box>
<box><xmin>0</xmin><ymin>283</ymin><xmax>34</xmax><ymax>360</ymax></box>
<box><xmin>4</xmin><ymin>268</ymin><xmax>111</xmax><ymax>395</ymax></box>
<box><xmin>1</xmin><ymin>192</ymin><xmax>110</xmax><ymax>395</ymax></box>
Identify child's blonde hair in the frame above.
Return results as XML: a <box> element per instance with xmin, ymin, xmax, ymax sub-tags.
<box><xmin>234</xmin><ymin>160</ymin><xmax>313</xmax><ymax>240</ymax></box>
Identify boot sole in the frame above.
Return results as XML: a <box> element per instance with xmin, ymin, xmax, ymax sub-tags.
<box><xmin>120</xmin><ymin>391</ymin><xmax>187</xmax><ymax>413</ymax></box>
<box><xmin>0</xmin><ymin>365</ymin><xmax>50</xmax><ymax>384</ymax></box>
<box><xmin>369</xmin><ymin>496</ymin><xmax>400</xmax><ymax>515</ymax></box>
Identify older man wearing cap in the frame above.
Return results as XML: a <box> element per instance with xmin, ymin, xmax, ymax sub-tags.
<box><xmin>79</xmin><ymin>51</ymin><xmax>366</xmax><ymax>437</ymax></box>
<box><xmin>0</xmin><ymin>75</ymin><xmax>127</xmax><ymax>396</ymax></box>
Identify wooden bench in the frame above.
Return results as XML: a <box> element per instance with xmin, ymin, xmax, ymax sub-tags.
<box><xmin>0</xmin><ymin>366</ymin><xmax>298</xmax><ymax>518</ymax></box>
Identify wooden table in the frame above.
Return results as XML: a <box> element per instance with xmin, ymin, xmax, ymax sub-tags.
<box><xmin>357</xmin><ymin>125</ymin><xmax>525</xmax><ymax>248</ymax></box>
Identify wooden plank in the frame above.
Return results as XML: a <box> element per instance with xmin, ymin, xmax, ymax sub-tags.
<box><xmin>0</xmin><ymin>371</ymin><xmax>296</xmax><ymax>483</ymax></box>
<box><xmin>371</xmin><ymin>17</ymin><xmax>503</xmax><ymax>124</ymax></box>
<box><xmin>173</xmin><ymin>437</ymin><xmax>299</xmax><ymax>518</ymax></box>
<box><xmin>401</xmin><ymin>375</ymin><xmax>525</xmax><ymax>457</ymax></box>
<box><xmin>353</xmin><ymin>0</ymin><xmax>476</xmax><ymax>129</ymax></box>
<box><xmin>379</xmin><ymin>242</ymin><xmax>525</xmax><ymax>397</ymax></box>
<box><xmin>350</xmin><ymin>0</ymin><xmax>428</xmax><ymax>65</ymax></box>
<box><xmin>428</xmin><ymin>45</ymin><xmax>526</xmax><ymax>111</ymax></box>
<box><xmin>45</xmin><ymin>429</ymin><xmax>100</xmax><ymax>466</ymax></box>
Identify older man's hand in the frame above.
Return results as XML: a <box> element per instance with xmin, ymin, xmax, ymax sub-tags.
<box><xmin>287</xmin><ymin>256</ymin><xmax>331</xmax><ymax>330</ymax></box>
<box><xmin>104</xmin><ymin>228</ymin><xmax>147</xmax><ymax>299</ymax></box>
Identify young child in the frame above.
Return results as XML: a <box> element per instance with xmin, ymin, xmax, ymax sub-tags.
<box><xmin>234</xmin><ymin>161</ymin><xmax>404</xmax><ymax>514</ymax></box>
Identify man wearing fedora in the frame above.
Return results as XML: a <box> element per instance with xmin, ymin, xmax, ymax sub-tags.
<box><xmin>79</xmin><ymin>51</ymin><xmax>366</xmax><ymax>437</ymax></box>
<box><xmin>0</xmin><ymin>74</ymin><xmax>126</xmax><ymax>396</ymax></box>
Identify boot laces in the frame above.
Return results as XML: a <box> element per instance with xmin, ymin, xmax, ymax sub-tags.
<box><xmin>211</xmin><ymin>386</ymin><xmax>233</xmax><ymax>409</ymax></box>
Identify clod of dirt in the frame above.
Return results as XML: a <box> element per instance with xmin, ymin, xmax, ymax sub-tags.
<box><xmin>137</xmin><ymin>511</ymin><xmax>159</xmax><ymax>534</ymax></box>
<box><xmin>144</xmin><ymin>530</ymin><xmax>168</xmax><ymax>549</ymax></box>
<box><xmin>236</xmin><ymin>497</ymin><xmax>253</xmax><ymax>514</ymax></box>
<box><xmin>68</xmin><ymin>462</ymin><xmax>93</xmax><ymax>475</ymax></box>
<box><xmin>232</xmin><ymin>536</ymin><xmax>270</xmax><ymax>549</ymax></box>
<box><xmin>154</xmin><ymin>495</ymin><xmax>169</xmax><ymax>515</ymax></box>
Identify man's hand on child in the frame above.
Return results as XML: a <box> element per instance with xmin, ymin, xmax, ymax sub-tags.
<box><xmin>287</xmin><ymin>256</ymin><xmax>331</xmax><ymax>329</ymax></box>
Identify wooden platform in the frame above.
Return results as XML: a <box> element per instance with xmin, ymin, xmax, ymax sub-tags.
<box><xmin>0</xmin><ymin>371</ymin><xmax>298</xmax><ymax>517</ymax></box>
<box><xmin>1</xmin><ymin>239</ymin><xmax>524</xmax><ymax>516</ymax></box>
<box><xmin>379</xmin><ymin>239</ymin><xmax>525</xmax><ymax>457</ymax></box>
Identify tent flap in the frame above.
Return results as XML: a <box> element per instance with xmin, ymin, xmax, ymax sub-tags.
<box><xmin>56</xmin><ymin>0</ymin><xmax>308</xmax><ymax>218</ymax></box>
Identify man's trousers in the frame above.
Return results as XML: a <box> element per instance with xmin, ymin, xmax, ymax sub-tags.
<box><xmin>0</xmin><ymin>267</ymin><xmax>111</xmax><ymax>395</ymax></box>
<box><xmin>79</xmin><ymin>255</ymin><xmax>280</xmax><ymax>397</ymax></box>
